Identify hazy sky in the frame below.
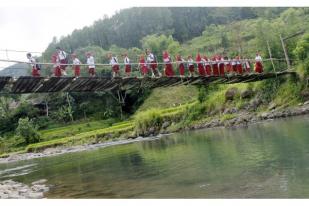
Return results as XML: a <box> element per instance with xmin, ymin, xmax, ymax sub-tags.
<box><xmin>0</xmin><ymin>0</ymin><xmax>306</xmax><ymax>69</ymax></box>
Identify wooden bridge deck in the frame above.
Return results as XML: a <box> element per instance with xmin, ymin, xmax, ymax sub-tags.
<box><xmin>0</xmin><ymin>71</ymin><xmax>296</xmax><ymax>94</ymax></box>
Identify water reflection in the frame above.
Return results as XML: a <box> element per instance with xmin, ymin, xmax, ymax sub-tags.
<box><xmin>1</xmin><ymin>115</ymin><xmax>309</xmax><ymax>198</ymax></box>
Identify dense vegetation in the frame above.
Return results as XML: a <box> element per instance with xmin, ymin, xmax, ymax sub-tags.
<box><xmin>1</xmin><ymin>7</ymin><xmax>309</xmax><ymax>156</ymax></box>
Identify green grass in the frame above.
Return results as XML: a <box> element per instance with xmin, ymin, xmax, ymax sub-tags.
<box><xmin>137</xmin><ymin>85</ymin><xmax>198</xmax><ymax>112</ymax></box>
<box><xmin>39</xmin><ymin>119</ymin><xmax>117</xmax><ymax>141</ymax></box>
<box><xmin>26</xmin><ymin>122</ymin><xmax>134</xmax><ymax>152</ymax></box>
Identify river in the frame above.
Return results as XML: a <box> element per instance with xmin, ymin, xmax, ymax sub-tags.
<box><xmin>1</xmin><ymin>115</ymin><xmax>309</xmax><ymax>198</ymax></box>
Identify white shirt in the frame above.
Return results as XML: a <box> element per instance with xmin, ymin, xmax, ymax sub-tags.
<box><xmin>124</xmin><ymin>56</ymin><xmax>130</xmax><ymax>65</ymax></box>
<box><xmin>163</xmin><ymin>56</ymin><xmax>171</xmax><ymax>63</ymax></box>
<box><xmin>177</xmin><ymin>58</ymin><xmax>185</xmax><ymax>64</ymax></box>
<box><xmin>231</xmin><ymin>60</ymin><xmax>237</xmax><ymax>65</ymax></box>
<box><xmin>28</xmin><ymin>57</ymin><xmax>36</xmax><ymax>67</ymax></box>
<box><xmin>147</xmin><ymin>53</ymin><xmax>155</xmax><ymax>62</ymax></box>
<box><xmin>187</xmin><ymin>58</ymin><xmax>194</xmax><ymax>66</ymax></box>
<box><xmin>87</xmin><ymin>56</ymin><xmax>95</xmax><ymax>68</ymax></box>
<box><xmin>73</xmin><ymin>58</ymin><xmax>81</xmax><ymax>65</ymax></box>
<box><xmin>58</xmin><ymin>51</ymin><xmax>67</xmax><ymax>60</ymax></box>
<box><xmin>255</xmin><ymin>55</ymin><xmax>262</xmax><ymax>62</ymax></box>
<box><xmin>110</xmin><ymin>57</ymin><xmax>118</xmax><ymax>66</ymax></box>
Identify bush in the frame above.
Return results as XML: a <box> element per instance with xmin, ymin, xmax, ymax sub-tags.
<box><xmin>16</xmin><ymin>117</ymin><xmax>41</xmax><ymax>144</ymax></box>
<box><xmin>134</xmin><ymin>109</ymin><xmax>164</xmax><ymax>135</ymax></box>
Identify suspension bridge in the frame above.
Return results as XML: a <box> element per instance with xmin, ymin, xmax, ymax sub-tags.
<box><xmin>0</xmin><ymin>70</ymin><xmax>296</xmax><ymax>94</ymax></box>
<box><xmin>0</xmin><ymin>49</ymin><xmax>298</xmax><ymax>94</ymax></box>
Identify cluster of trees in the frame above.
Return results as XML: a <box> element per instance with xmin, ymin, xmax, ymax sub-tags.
<box><xmin>42</xmin><ymin>7</ymin><xmax>287</xmax><ymax>60</ymax></box>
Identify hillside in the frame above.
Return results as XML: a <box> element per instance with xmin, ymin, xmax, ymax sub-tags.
<box><xmin>0</xmin><ymin>63</ymin><xmax>29</xmax><ymax>77</ymax></box>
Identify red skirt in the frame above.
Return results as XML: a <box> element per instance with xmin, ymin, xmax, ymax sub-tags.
<box><xmin>188</xmin><ymin>65</ymin><xmax>195</xmax><ymax>73</ymax></box>
<box><xmin>141</xmin><ymin>65</ymin><xmax>148</xmax><ymax>75</ymax></box>
<box><xmin>165</xmin><ymin>63</ymin><xmax>174</xmax><ymax>77</ymax></box>
<box><xmin>232</xmin><ymin>64</ymin><xmax>237</xmax><ymax>72</ymax></box>
<box><xmin>226</xmin><ymin>64</ymin><xmax>232</xmax><ymax>73</ymax></box>
<box><xmin>60</xmin><ymin>59</ymin><xmax>67</xmax><ymax>70</ymax></box>
<box><xmin>73</xmin><ymin>65</ymin><xmax>80</xmax><ymax>77</ymax></box>
<box><xmin>219</xmin><ymin>63</ymin><xmax>225</xmax><ymax>76</ymax></box>
<box><xmin>112</xmin><ymin>65</ymin><xmax>120</xmax><ymax>73</ymax></box>
<box><xmin>54</xmin><ymin>66</ymin><xmax>62</xmax><ymax>77</ymax></box>
<box><xmin>205</xmin><ymin>65</ymin><xmax>211</xmax><ymax>76</ymax></box>
<box><xmin>236</xmin><ymin>64</ymin><xmax>243</xmax><ymax>74</ymax></box>
<box><xmin>179</xmin><ymin>63</ymin><xmax>185</xmax><ymax>76</ymax></box>
<box><xmin>212</xmin><ymin>64</ymin><xmax>219</xmax><ymax>76</ymax></box>
<box><xmin>150</xmin><ymin>61</ymin><xmax>158</xmax><ymax>71</ymax></box>
<box><xmin>125</xmin><ymin>65</ymin><xmax>131</xmax><ymax>73</ymax></box>
<box><xmin>89</xmin><ymin>67</ymin><xmax>95</xmax><ymax>75</ymax></box>
<box><xmin>255</xmin><ymin>62</ymin><xmax>263</xmax><ymax>73</ymax></box>
<box><xmin>197</xmin><ymin>63</ymin><xmax>206</xmax><ymax>76</ymax></box>
<box><xmin>32</xmin><ymin>67</ymin><xmax>40</xmax><ymax>77</ymax></box>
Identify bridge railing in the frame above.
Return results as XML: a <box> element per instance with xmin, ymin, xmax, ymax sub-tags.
<box><xmin>0</xmin><ymin>57</ymin><xmax>296</xmax><ymax>78</ymax></box>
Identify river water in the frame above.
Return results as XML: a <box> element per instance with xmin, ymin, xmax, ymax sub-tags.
<box><xmin>1</xmin><ymin>115</ymin><xmax>309</xmax><ymax>198</ymax></box>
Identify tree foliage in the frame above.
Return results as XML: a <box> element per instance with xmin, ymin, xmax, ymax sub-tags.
<box><xmin>16</xmin><ymin>117</ymin><xmax>41</xmax><ymax>144</ymax></box>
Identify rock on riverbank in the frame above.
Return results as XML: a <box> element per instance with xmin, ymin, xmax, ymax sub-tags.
<box><xmin>0</xmin><ymin>179</ymin><xmax>49</xmax><ymax>199</ymax></box>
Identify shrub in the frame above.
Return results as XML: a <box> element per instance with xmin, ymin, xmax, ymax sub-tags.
<box><xmin>134</xmin><ymin>109</ymin><xmax>164</xmax><ymax>135</ymax></box>
<box><xmin>16</xmin><ymin>117</ymin><xmax>41</xmax><ymax>144</ymax></box>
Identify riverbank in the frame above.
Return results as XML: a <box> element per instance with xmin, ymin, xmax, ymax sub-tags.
<box><xmin>0</xmin><ymin>179</ymin><xmax>49</xmax><ymax>199</ymax></box>
<box><xmin>1</xmin><ymin>101</ymin><xmax>309</xmax><ymax>165</ymax></box>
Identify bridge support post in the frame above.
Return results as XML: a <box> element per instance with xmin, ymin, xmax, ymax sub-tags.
<box><xmin>266</xmin><ymin>40</ymin><xmax>276</xmax><ymax>73</ymax></box>
<box><xmin>280</xmin><ymin>34</ymin><xmax>291</xmax><ymax>70</ymax></box>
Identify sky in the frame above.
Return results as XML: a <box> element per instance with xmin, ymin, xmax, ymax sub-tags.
<box><xmin>0</xmin><ymin>0</ymin><xmax>307</xmax><ymax>69</ymax></box>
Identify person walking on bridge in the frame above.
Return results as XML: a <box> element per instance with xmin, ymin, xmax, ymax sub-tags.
<box><xmin>56</xmin><ymin>47</ymin><xmax>68</xmax><ymax>76</ymax></box>
<box><xmin>218</xmin><ymin>55</ymin><xmax>225</xmax><ymax>76</ymax></box>
<box><xmin>163</xmin><ymin>51</ymin><xmax>174</xmax><ymax>77</ymax></box>
<box><xmin>139</xmin><ymin>54</ymin><xmax>148</xmax><ymax>77</ymax></box>
<box><xmin>123</xmin><ymin>53</ymin><xmax>131</xmax><ymax>77</ymax></box>
<box><xmin>86</xmin><ymin>52</ymin><xmax>95</xmax><ymax>77</ymax></box>
<box><xmin>146</xmin><ymin>49</ymin><xmax>161</xmax><ymax>77</ymax></box>
<box><xmin>202</xmin><ymin>55</ymin><xmax>212</xmax><ymax>76</ymax></box>
<box><xmin>236</xmin><ymin>56</ymin><xmax>243</xmax><ymax>75</ymax></box>
<box><xmin>254</xmin><ymin>52</ymin><xmax>263</xmax><ymax>73</ymax></box>
<box><xmin>108</xmin><ymin>53</ymin><xmax>120</xmax><ymax>78</ymax></box>
<box><xmin>196</xmin><ymin>53</ymin><xmax>206</xmax><ymax>76</ymax></box>
<box><xmin>51</xmin><ymin>52</ymin><xmax>61</xmax><ymax>77</ymax></box>
<box><xmin>211</xmin><ymin>55</ymin><xmax>219</xmax><ymax>76</ymax></box>
<box><xmin>187</xmin><ymin>55</ymin><xmax>195</xmax><ymax>77</ymax></box>
<box><xmin>176</xmin><ymin>54</ymin><xmax>185</xmax><ymax>77</ymax></box>
<box><xmin>71</xmin><ymin>53</ymin><xmax>81</xmax><ymax>78</ymax></box>
<box><xmin>26</xmin><ymin>53</ymin><xmax>40</xmax><ymax>77</ymax></box>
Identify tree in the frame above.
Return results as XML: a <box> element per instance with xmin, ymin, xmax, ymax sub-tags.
<box><xmin>16</xmin><ymin>117</ymin><xmax>41</xmax><ymax>144</ymax></box>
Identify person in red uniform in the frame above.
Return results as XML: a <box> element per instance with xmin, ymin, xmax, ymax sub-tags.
<box><xmin>163</xmin><ymin>51</ymin><xmax>174</xmax><ymax>77</ymax></box>
<box><xmin>243</xmin><ymin>58</ymin><xmax>251</xmax><ymax>73</ymax></box>
<box><xmin>187</xmin><ymin>55</ymin><xmax>195</xmax><ymax>77</ymax></box>
<box><xmin>71</xmin><ymin>53</ymin><xmax>81</xmax><ymax>77</ymax></box>
<box><xmin>236</xmin><ymin>56</ymin><xmax>243</xmax><ymax>74</ymax></box>
<box><xmin>231</xmin><ymin>57</ymin><xmax>237</xmax><ymax>74</ymax></box>
<box><xmin>146</xmin><ymin>49</ymin><xmax>161</xmax><ymax>77</ymax></box>
<box><xmin>51</xmin><ymin>52</ymin><xmax>61</xmax><ymax>77</ymax></box>
<box><xmin>218</xmin><ymin>55</ymin><xmax>225</xmax><ymax>76</ymax></box>
<box><xmin>176</xmin><ymin>54</ymin><xmax>185</xmax><ymax>77</ymax></box>
<box><xmin>56</xmin><ymin>47</ymin><xmax>68</xmax><ymax>76</ymax></box>
<box><xmin>86</xmin><ymin>52</ymin><xmax>95</xmax><ymax>77</ymax></box>
<box><xmin>108</xmin><ymin>53</ymin><xmax>120</xmax><ymax>78</ymax></box>
<box><xmin>212</xmin><ymin>55</ymin><xmax>219</xmax><ymax>76</ymax></box>
<box><xmin>139</xmin><ymin>54</ymin><xmax>148</xmax><ymax>77</ymax></box>
<box><xmin>254</xmin><ymin>52</ymin><xmax>263</xmax><ymax>73</ymax></box>
<box><xmin>202</xmin><ymin>55</ymin><xmax>211</xmax><ymax>76</ymax></box>
<box><xmin>123</xmin><ymin>53</ymin><xmax>131</xmax><ymax>77</ymax></box>
<box><xmin>26</xmin><ymin>53</ymin><xmax>40</xmax><ymax>77</ymax></box>
<box><xmin>196</xmin><ymin>53</ymin><xmax>206</xmax><ymax>76</ymax></box>
<box><xmin>224</xmin><ymin>55</ymin><xmax>232</xmax><ymax>73</ymax></box>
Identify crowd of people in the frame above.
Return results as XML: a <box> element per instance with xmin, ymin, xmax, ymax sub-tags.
<box><xmin>26</xmin><ymin>47</ymin><xmax>264</xmax><ymax>78</ymax></box>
